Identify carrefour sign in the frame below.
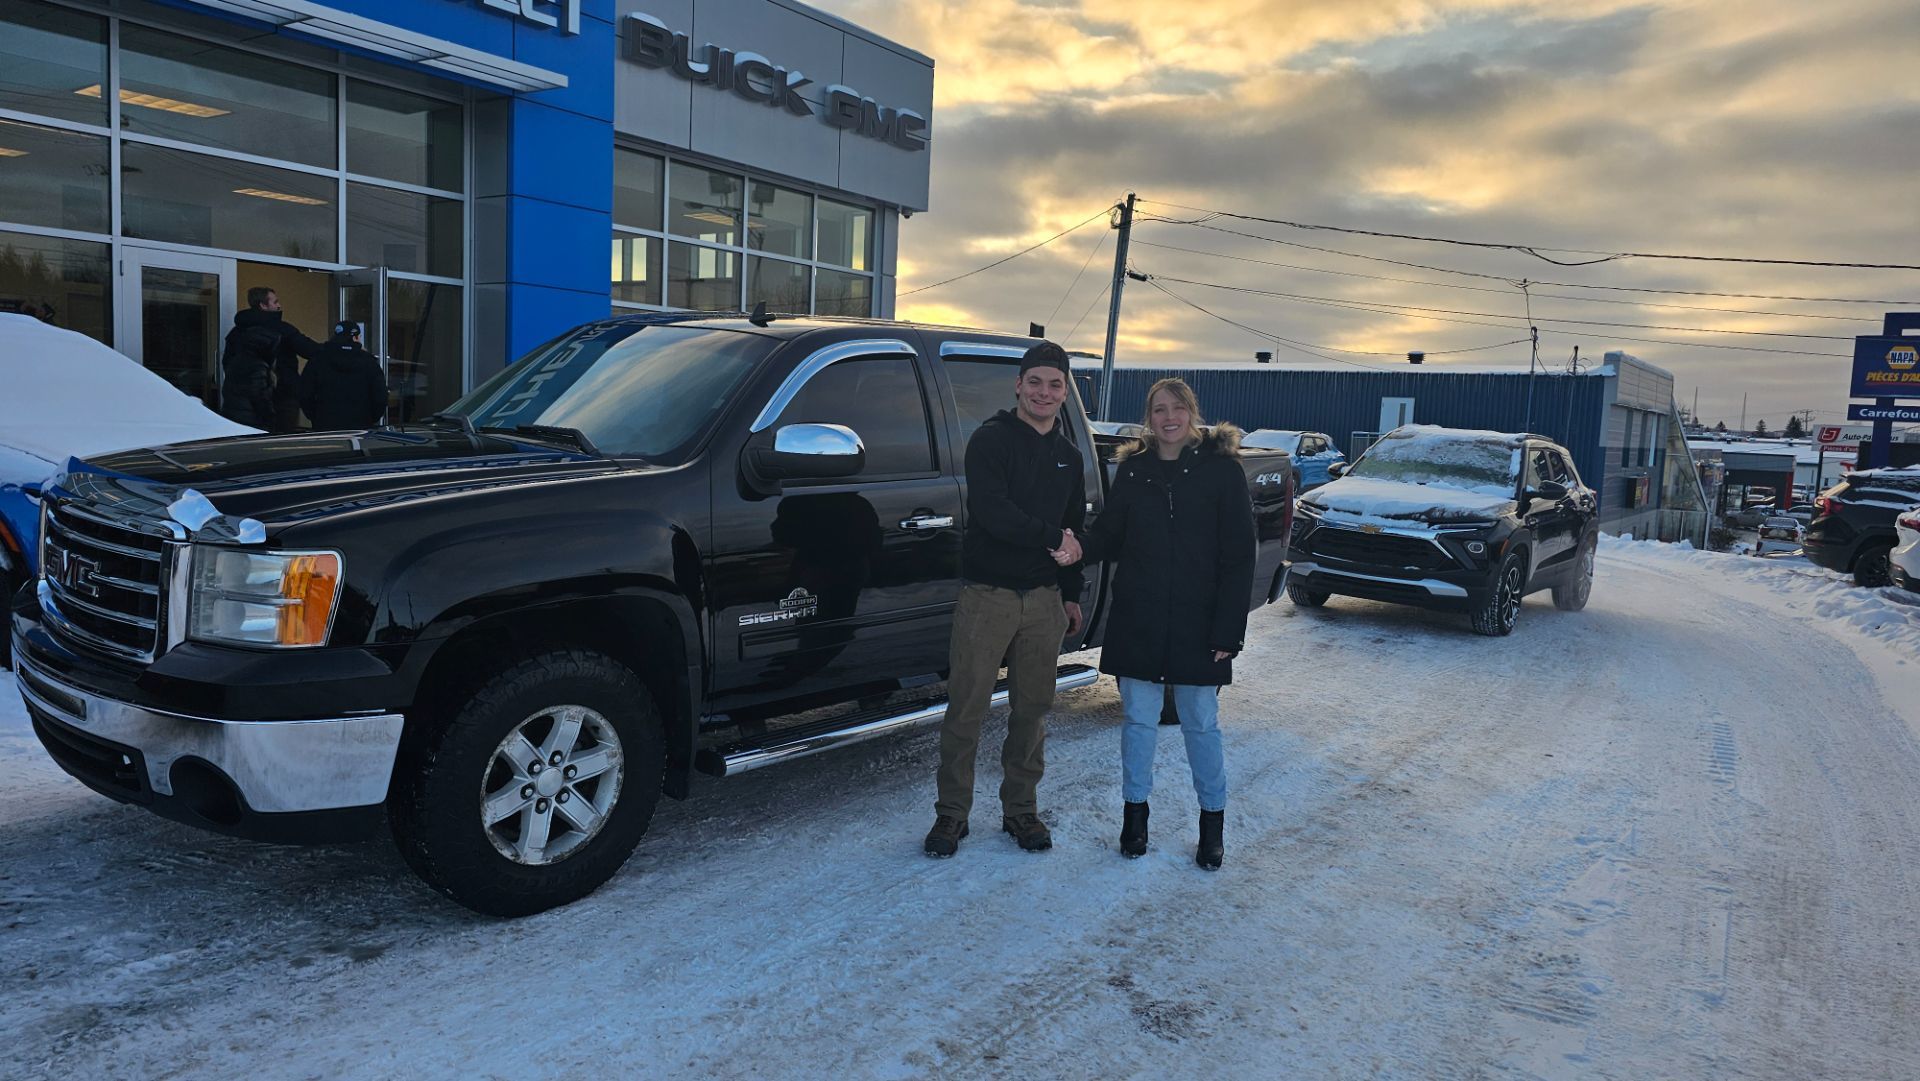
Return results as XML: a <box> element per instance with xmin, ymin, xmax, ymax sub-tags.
<box><xmin>1852</xmin><ymin>336</ymin><xmax>1920</xmax><ymax>398</ymax></box>
<box><xmin>620</xmin><ymin>13</ymin><xmax>929</xmax><ymax>152</ymax></box>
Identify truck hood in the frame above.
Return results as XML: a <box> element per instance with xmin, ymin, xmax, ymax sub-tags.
<box><xmin>1302</xmin><ymin>475</ymin><xmax>1516</xmax><ymax>523</ymax></box>
<box><xmin>75</xmin><ymin>426</ymin><xmax>623</xmax><ymax>528</ymax></box>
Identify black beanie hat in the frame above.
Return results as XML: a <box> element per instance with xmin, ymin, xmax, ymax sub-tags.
<box><xmin>1019</xmin><ymin>341</ymin><xmax>1071</xmax><ymax>377</ymax></box>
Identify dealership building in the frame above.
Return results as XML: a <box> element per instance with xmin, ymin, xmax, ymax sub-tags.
<box><xmin>0</xmin><ymin>0</ymin><xmax>933</xmax><ymax>417</ymax></box>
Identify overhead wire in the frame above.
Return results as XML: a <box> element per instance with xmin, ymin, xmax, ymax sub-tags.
<box><xmin>898</xmin><ymin>205</ymin><xmax>1114</xmax><ymax>297</ymax></box>
<box><xmin>1044</xmin><ymin>223</ymin><xmax>1111</xmax><ymax>329</ymax></box>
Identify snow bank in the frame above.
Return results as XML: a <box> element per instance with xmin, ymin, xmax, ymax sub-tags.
<box><xmin>0</xmin><ymin>314</ymin><xmax>254</xmax><ymax>466</ymax></box>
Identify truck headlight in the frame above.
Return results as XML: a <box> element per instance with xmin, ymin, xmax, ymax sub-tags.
<box><xmin>189</xmin><ymin>547</ymin><xmax>342</xmax><ymax>647</ymax></box>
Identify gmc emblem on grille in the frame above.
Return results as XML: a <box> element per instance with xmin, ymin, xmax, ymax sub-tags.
<box><xmin>60</xmin><ymin>552</ymin><xmax>102</xmax><ymax>598</ymax></box>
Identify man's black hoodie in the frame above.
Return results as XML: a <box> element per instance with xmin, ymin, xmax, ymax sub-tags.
<box><xmin>961</xmin><ymin>409</ymin><xmax>1086</xmax><ymax>601</ymax></box>
<box><xmin>299</xmin><ymin>337</ymin><xmax>388</xmax><ymax>430</ymax></box>
<box><xmin>220</xmin><ymin>308</ymin><xmax>318</xmax><ymax>427</ymax></box>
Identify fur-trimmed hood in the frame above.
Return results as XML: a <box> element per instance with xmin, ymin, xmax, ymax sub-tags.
<box><xmin>1116</xmin><ymin>421</ymin><xmax>1243</xmax><ymax>461</ymax></box>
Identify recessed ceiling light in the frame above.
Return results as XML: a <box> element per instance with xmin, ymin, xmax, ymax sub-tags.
<box><xmin>75</xmin><ymin>84</ymin><xmax>232</xmax><ymax>118</ymax></box>
<box><xmin>233</xmin><ymin>187</ymin><xmax>329</xmax><ymax>206</ymax></box>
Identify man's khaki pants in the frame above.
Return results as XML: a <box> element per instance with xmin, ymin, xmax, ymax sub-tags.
<box><xmin>935</xmin><ymin>583</ymin><xmax>1069</xmax><ymax>821</ymax></box>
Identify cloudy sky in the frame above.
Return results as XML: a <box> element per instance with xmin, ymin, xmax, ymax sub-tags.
<box><xmin>815</xmin><ymin>0</ymin><xmax>1920</xmax><ymax>432</ymax></box>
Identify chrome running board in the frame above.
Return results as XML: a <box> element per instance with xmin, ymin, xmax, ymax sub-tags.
<box><xmin>696</xmin><ymin>664</ymin><xmax>1101</xmax><ymax>777</ymax></box>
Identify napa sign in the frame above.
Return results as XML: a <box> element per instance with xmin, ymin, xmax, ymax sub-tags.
<box><xmin>1851</xmin><ymin>336</ymin><xmax>1920</xmax><ymax>398</ymax></box>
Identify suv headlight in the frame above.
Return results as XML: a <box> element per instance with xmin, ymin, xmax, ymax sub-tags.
<box><xmin>189</xmin><ymin>547</ymin><xmax>342</xmax><ymax>647</ymax></box>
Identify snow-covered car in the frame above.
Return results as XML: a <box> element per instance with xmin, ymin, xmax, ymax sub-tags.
<box><xmin>1755</xmin><ymin>516</ymin><xmax>1804</xmax><ymax>556</ymax></box>
<box><xmin>1286</xmin><ymin>425</ymin><xmax>1599</xmax><ymax>636</ymax></box>
<box><xmin>1243</xmin><ymin>429</ymin><xmax>1346</xmax><ymax>490</ymax></box>
<box><xmin>0</xmin><ymin>315</ymin><xmax>253</xmax><ymax>664</ymax></box>
<box><xmin>1893</xmin><ymin>510</ymin><xmax>1920</xmax><ymax>592</ymax></box>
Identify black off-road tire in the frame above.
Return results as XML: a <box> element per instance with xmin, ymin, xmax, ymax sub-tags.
<box><xmin>389</xmin><ymin>649</ymin><xmax>664</xmax><ymax>917</ymax></box>
<box><xmin>1287</xmin><ymin>582</ymin><xmax>1330</xmax><ymax>608</ymax></box>
<box><xmin>1470</xmin><ymin>551</ymin><xmax>1526</xmax><ymax>637</ymax></box>
<box><xmin>1552</xmin><ymin>535</ymin><xmax>1597</xmax><ymax>612</ymax></box>
<box><xmin>1853</xmin><ymin>543</ymin><xmax>1894</xmax><ymax>588</ymax></box>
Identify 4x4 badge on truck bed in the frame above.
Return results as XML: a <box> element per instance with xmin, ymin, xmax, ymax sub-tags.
<box><xmin>740</xmin><ymin>587</ymin><xmax>821</xmax><ymax>626</ymax></box>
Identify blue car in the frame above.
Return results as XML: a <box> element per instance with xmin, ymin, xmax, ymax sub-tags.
<box><xmin>1242</xmin><ymin>429</ymin><xmax>1347</xmax><ymax>490</ymax></box>
<box><xmin>1</xmin><ymin>315</ymin><xmax>252</xmax><ymax>663</ymax></box>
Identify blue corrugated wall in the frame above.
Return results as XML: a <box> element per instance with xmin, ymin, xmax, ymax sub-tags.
<box><xmin>1076</xmin><ymin>366</ymin><xmax>1612</xmax><ymax>491</ymax></box>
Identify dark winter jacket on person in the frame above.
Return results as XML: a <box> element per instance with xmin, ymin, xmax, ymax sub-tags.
<box><xmin>298</xmin><ymin>338</ymin><xmax>388</xmax><ymax>430</ymax></box>
<box><xmin>961</xmin><ymin>409</ymin><xmax>1088</xmax><ymax>602</ymax></box>
<box><xmin>219</xmin><ymin>309</ymin><xmax>318</xmax><ymax>428</ymax></box>
<box><xmin>1080</xmin><ymin>425</ymin><xmax>1257</xmax><ymax>686</ymax></box>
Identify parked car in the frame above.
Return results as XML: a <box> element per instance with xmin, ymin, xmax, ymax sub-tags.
<box><xmin>0</xmin><ymin>315</ymin><xmax>253</xmax><ymax>667</ymax></box>
<box><xmin>1755</xmin><ymin>516</ymin><xmax>1804</xmax><ymax>556</ymax></box>
<box><xmin>1743</xmin><ymin>485</ymin><xmax>1777</xmax><ymax>508</ymax></box>
<box><xmin>1780</xmin><ymin>505</ymin><xmax>1815</xmax><ymax>527</ymax></box>
<box><xmin>1727</xmin><ymin>504</ymin><xmax>1776</xmax><ymax>528</ymax></box>
<box><xmin>1286</xmin><ymin>425</ymin><xmax>1599</xmax><ymax>636</ymax></box>
<box><xmin>1804</xmin><ymin>467</ymin><xmax>1920</xmax><ymax>586</ymax></box>
<box><xmin>1892</xmin><ymin>511</ymin><xmax>1920</xmax><ymax>593</ymax></box>
<box><xmin>1243</xmin><ymin>429</ymin><xmax>1347</xmax><ymax>490</ymax></box>
<box><xmin>11</xmin><ymin>314</ymin><xmax>1295</xmax><ymax>916</ymax></box>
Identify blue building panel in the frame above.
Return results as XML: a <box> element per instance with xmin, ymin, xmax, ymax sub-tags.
<box><xmin>517</xmin><ymin>14</ymin><xmax>617</xmax><ymax>122</ymax></box>
<box><xmin>505</xmin><ymin>100</ymin><xmax>615</xmax><ymax>214</ymax></box>
<box><xmin>504</xmin><ymin>195</ymin><xmax>613</xmax><ymax>294</ymax></box>
<box><xmin>503</xmin><ymin>282</ymin><xmax>612</xmax><ymax>361</ymax></box>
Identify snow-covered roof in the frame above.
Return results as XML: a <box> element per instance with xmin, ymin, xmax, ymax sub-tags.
<box><xmin>1686</xmin><ymin>440</ymin><xmax>1818</xmax><ymax>466</ymax></box>
<box><xmin>0</xmin><ymin>314</ymin><xmax>254</xmax><ymax>468</ymax></box>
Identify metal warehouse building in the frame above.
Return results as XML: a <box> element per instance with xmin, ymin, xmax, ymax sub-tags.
<box><xmin>1074</xmin><ymin>350</ymin><xmax>1709</xmax><ymax>546</ymax></box>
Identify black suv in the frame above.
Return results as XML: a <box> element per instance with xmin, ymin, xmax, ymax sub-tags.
<box><xmin>1286</xmin><ymin>426</ymin><xmax>1599</xmax><ymax>636</ymax></box>
<box><xmin>1804</xmin><ymin>467</ymin><xmax>1920</xmax><ymax>586</ymax></box>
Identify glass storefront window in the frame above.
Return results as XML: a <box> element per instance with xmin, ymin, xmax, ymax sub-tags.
<box><xmin>668</xmin><ymin>162</ymin><xmax>740</xmax><ymax>246</ymax></box>
<box><xmin>818</xmin><ymin>199</ymin><xmax>871</xmax><ymax>271</ymax></box>
<box><xmin>668</xmin><ymin>243</ymin><xmax>738</xmax><ymax>311</ymax></box>
<box><xmin>387</xmin><ymin>278</ymin><xmax>462</xmax><ymax>419</ymax></box>
<box><xmin>747</xmin><ymin>256</ymin><xmax>808</xmax><ymax>315</ymax></box>
<box><xmin>348</xmin><ymin>183</ymin><xmax>461</xmax><ymax>277</ymax></box>
<box><xmin>748</xmin><ymin>182</ymin><xmax>811</xmax><ymax>259</ymax></box>
<box><xmin>118</xmin><ymin>25</ymin><xmax>336</xmax><ymax>169</ymax></box>
<box><xmin>0</xmin><ymin>121</ymin><xmax>109</xmax><ymax>234</ymax></box>
<box><xmin>612</xmin><ymin>232</ymin><xmax>659</xmax><ymax>305</ymax></box>
<box><xmin>614</xmin><ymin>148</ymin><xmax>662</xmax><ymax>231</ymax></box>
<box><xmin>346</xmin><ymin>80</ymin><xmax>463</xmax><ymax>192</ymax></box>
<box><xmin>0</xmin><ymin>0</ymin><xmax>107</xmax><ymax>126</ymax></box>
<box><xmin>122</xmin><ymin>142</ymin><xmax>336</xmax><ymax>261</ymax></box>
<box><xmin>0</xmin><ymin>228</ymin><xmax>110</xmax><ymax>344</ymax></box>
<box><xmin>816</xmin><ymin>268</ymin><xmax>872</xmax><ymax>316</ymax></box>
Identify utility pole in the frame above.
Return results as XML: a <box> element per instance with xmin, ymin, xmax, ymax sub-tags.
<box><xmin>1097</xmin><ymin>191</ymin><xmax>1135</xmax><ymax>422</ymax></box>
<box><xmin>1520</xmin><ymin>282</ymin><xmax>1538</xmax><ymax>433</ymax></box>
<box><xmin>1740</xmin><ymin>392</ymin><xmax>1747</xmax><ymax>434</ymax></box>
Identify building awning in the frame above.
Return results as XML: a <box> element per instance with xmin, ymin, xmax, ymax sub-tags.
<box><xmin>184</xmin><ymin>0</ymin><xmax>569</xmax><ymax>92</ymax></box>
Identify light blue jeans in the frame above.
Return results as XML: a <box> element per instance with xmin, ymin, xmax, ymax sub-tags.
<box><xmin>1117</xmin><ymin>678</ymin><xmax>1227</xmax><ymax>811</ymax></box>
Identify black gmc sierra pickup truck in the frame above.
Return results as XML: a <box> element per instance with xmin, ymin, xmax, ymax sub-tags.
<box><xmin>12</xmin><ymin>314</ymin><xmax>1293</xmax><ymax>915</ymax></box>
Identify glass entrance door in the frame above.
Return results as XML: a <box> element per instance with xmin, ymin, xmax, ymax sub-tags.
<box><xmin>335</xmin><ymin>266</ymin><xmax>388</xmax><ymax>423</ymax></box>
<box><xmin>118</xmin><ymin>249</ymin><xmax>235</xmax><ymax>412</ymax></box>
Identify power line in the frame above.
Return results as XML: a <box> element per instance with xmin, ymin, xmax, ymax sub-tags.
<box><xmin>1137</xmin><ymin>198</ymin><xmax>1920</xmax><ymax>271</ymax></box>
<box><xmin>1045</xmin><ymin>224</ymin><xmax>1111</xmax><ymax>328</ymax></box>
<box><xmin>1063</xmin><ymin>279</ymin><xmax>1112</xmax><ymax>348</ymax></box>
<box><xmin>1141</xmin><ymin>278</ymin><xmax>1395</xmax><ymax>370</ymax></box>
<box><xmin>1130</xmin><ymin>238</ymin><xmax>1871</xmax><ymax>322</ymax></box>
<box><xmin>1136</xmin><ymin>215</ymin><xmax>1920</xmax><ymax>306</ymax></box>
<box><xmin>899</xmin><ymin>205</ymin><xmax>1115</xmax><ymax>297</ymax></box>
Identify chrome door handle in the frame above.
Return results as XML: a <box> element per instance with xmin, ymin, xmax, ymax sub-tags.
<box><xmin>900</xmin><ymin>515</ymin><xmax>955</xmax><ymax>531</ymax></box>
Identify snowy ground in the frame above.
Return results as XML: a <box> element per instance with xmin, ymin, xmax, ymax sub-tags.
<box><xmin>3</xmin><ymin>539</ymin><xmax>1917</xmax><ymax>1080</ymax></box>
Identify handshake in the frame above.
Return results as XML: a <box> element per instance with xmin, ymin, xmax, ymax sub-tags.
<box><xmin>1050</xmin><ymin>528</ymin><xmax>1082</xmax><ymax>567</ymax></box>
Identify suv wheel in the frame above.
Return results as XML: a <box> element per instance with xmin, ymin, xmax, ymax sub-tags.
<box><xmin>1287</xmin><ymin>581</ymin><xmax>1330</xmax><ymax>608</ymax></box>
<box><xmin>1853</xmin><ymin>543</ymin><xmax>1894</xmax><ymax>588</ymax></box>
<box><xmin>1552</xmin><ymin>535</ymin><xmax>1596</xmax><ymax>612</ymax></box>
<box><xmin>1470</xmin><ymin>552</ymin><xmax>1526</xmax><ymax>637</ymax></box>
<box><xmin>390</xmin><ymin>649</ymin><xmax>665</xmax><ymax>917</ymax></box>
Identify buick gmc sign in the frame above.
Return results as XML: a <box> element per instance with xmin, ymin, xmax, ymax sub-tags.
<box><xmin>621</xmin><ymin>12</ymin><xmax>929</xmax><ymax>151</ymax></box>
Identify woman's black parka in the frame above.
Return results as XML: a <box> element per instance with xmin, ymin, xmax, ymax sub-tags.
<box><xmin>1082</xmin><ymin>425</ymin><xmax>1257</xmax><ymax>686</ymax></box>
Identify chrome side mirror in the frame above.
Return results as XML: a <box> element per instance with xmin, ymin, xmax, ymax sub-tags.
<box><xmin>750</xmin><ymin>422</ymin><xmax>866</xmax><ymax>482</ymax></box>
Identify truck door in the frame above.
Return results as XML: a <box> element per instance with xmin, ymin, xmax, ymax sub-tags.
<box><xmin>706</xmin><ymin>341</ymin><xmax>964</xmax><ymax>712</ymax></box>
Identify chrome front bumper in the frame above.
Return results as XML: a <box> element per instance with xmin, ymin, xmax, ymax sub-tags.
<box><xmin>1288</xmin><ymin>560</ymin><xmax>1470</xmax><ymax>598</ymax></box>
<box><xmin>15</xmin><ymin>654</ymin><xmax>404</xmax><ymax>813</ymax></box>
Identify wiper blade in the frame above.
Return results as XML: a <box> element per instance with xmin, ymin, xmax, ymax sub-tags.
<box><xmin>423</xmin><ymin>412</ymin><xmax>475</xmax><ymax>436</ymax></box>
<box><xmin>480</xmin><ymin>424</ymin><xmax>602</xmax><ymax>456</ymax></box>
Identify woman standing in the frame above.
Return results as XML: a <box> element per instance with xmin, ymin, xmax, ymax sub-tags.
<box><xmin>1069</xmin><ymin>378</ymin><xmax>1256</xmax><ymax>869</ymax></box>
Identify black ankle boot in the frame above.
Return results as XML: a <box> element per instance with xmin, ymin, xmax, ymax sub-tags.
<box><xmin>1120</xmin><ymin>801</ymin><xmax>1149</xmax><ymax>858</ymax></box>
<box><xmin>1197</xmin><ymin>809</ymin><xmax>1224</xmax><ymax>870</ymax></box>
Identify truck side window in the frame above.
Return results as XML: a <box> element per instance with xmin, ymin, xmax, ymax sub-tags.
<box><xmin>775</xmin><ymin>356</ymin><xmax>934</xmax><ymax>477</ymax></box>
<box><xmin>944</xmin><ymin>356</ymin><xmax>1080</xmax><ymax>448</ymax></box>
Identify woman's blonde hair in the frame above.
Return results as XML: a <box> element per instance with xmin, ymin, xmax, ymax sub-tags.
<box><xmin>1117</xmin><ymin>377</ymin><xmax>1207</xmax><ymax>461</ymax></box>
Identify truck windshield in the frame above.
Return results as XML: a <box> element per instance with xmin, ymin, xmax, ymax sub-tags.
<box><xmin>445</xmin><ymin>323</ymin><xmax>775</xmax><ymax>462</ymax></box>
<box><xmin>1349</xmin><ymin>431</ymin><xmax>1521</xmax><ymax>494</ymax></box>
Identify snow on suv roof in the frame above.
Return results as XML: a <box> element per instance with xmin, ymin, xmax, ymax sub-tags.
<box><xmin>1378</xmin><ymin>423</ymin><xmax>1530</xmax><ymax>449</ymax></box>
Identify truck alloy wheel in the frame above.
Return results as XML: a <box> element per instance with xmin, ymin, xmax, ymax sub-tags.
<box><xmin>481</xmin><ymin>704</ymin><xmax>625</xmax><ymax>866</ymax></box>
<box><xmin>390</xmin><ymin>649</ymin><xmax>663</xmax><ymax>917</ymax></box>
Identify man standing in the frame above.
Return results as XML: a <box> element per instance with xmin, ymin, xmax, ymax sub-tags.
<box><xmin>926</xmin><ymin>341</ymin><xmax>1086</xmax><ymax>857</ymax></box>
<box><xmin>299</xmin><ymin>320</ymin><xmax>389</xmax><ymax>430</ymax></box>
<box><xmin>220</xmin><ymin>286</ymin><xmax>319</xmax><ymax>429</ymax></box>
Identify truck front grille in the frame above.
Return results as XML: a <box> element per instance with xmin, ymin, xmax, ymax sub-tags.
<box><xmin>41</xmin><ymin>500</ymin><xmax>168</xmax><ymax>662</ymax></box>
